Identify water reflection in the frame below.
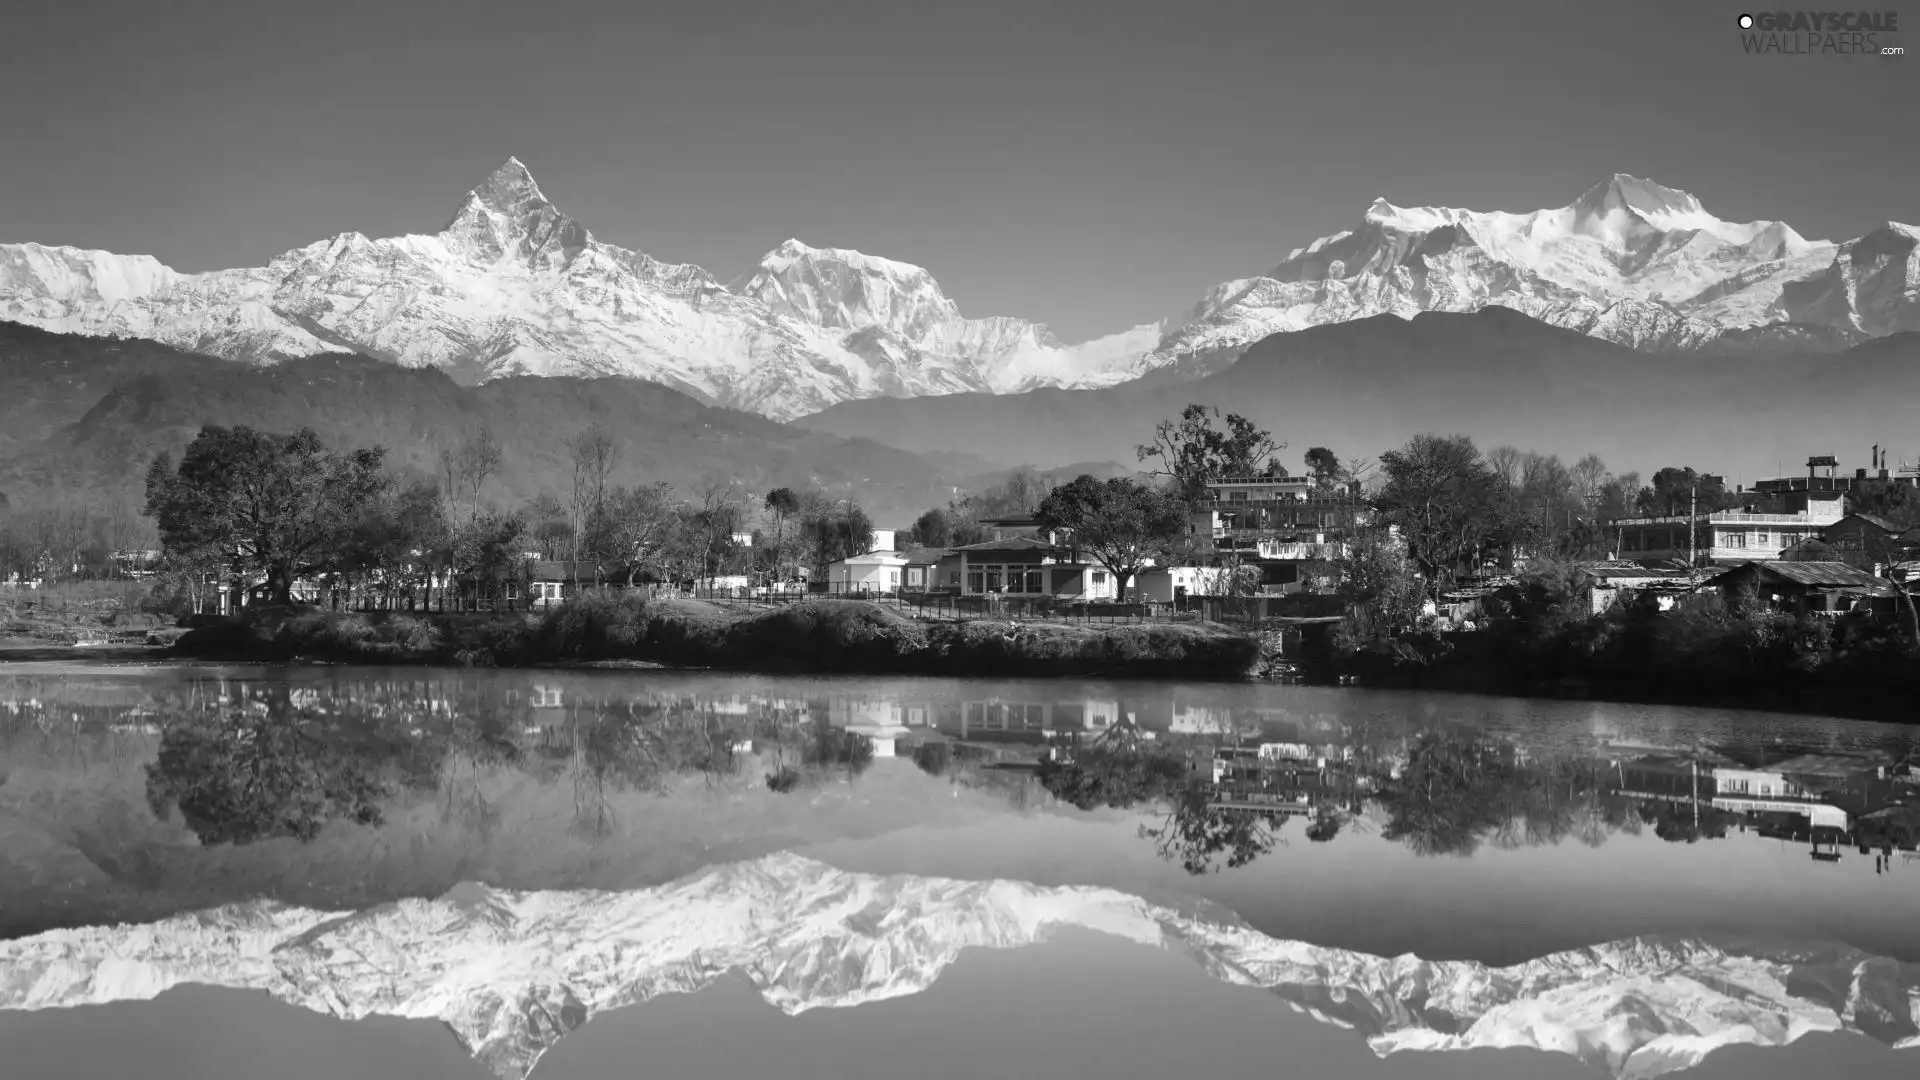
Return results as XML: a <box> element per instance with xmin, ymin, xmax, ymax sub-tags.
<box><xmin>2</xmin><ymin>666</ymin><xmax>1917</xmax><ymax>941</ymax></box>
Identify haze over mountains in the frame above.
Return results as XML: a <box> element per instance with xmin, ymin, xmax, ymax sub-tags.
<box><xmin>2</xmin><ymin>160</ymin><xmax>1914</xmax><ymax>423</ymax></box>
<box><xmin>799</xmin><ymin>308</ymin><xmax>1920</xmax><ymax>480</ymax></box>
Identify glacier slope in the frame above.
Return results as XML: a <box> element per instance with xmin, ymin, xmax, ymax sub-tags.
<box><xmin>2</xmin><ymin>852</ymin><xmax>1915</xmax><ymax>1080</ymax></box>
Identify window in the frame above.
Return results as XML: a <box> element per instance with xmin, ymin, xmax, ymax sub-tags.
<box><xmin>888</xmin><ymin>570</ymin><xmax>900</xmax><ymax>587</ymax></box>
<box><xmin>967</xmin><ymin>571</ymin><xmax>984</xmax><ymax>593</ymax></box>
<box><xmin>907</xmin><ymin>568</ymin><xmax>923</xmax><ymax>586</ymax></box>
<box><xmin>985</xmin><ymin>570</ymin><xmax>1002</xmax><ymax>592</ymax></box>
<box><xmin>1025</xmin><ymin>570</ymin><xmax>1044</xmax><ymax>593</ymax></box>
<box><xmin>1724</xmin><ymin>531</ymin><xmax>1747</xmax><ymax>549</ymax></box>
<box><xmin>1229</xmin><ymin>491</ymin><xmax>1249</xmax><ymax>502</ymax></box>
<box><xmin>1093</xmin><ymin>571</ymin><xmax>1107</xmax><ymax>584</ymax></box>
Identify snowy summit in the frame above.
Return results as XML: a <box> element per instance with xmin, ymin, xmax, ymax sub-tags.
<box><xmin>0</xmin><ymin>164</ymin><xmax>1914</xmax><ymax>416</ymax></box>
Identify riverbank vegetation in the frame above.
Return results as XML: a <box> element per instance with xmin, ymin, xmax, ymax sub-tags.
<box><xmin>171</xmin><ymin>592</ymin><xmax>1264</xmax><ymax>679</ymax></box>
<box><xmin>1326</xmin><ymin>432</ymin><xmax>1920</xmax><ymax>722</ymax></box>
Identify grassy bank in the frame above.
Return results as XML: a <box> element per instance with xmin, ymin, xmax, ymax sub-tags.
<box><xmin>171</xmin><ymin>594</ymin><xmax>1265</xmax><ymax>679</ymax></box>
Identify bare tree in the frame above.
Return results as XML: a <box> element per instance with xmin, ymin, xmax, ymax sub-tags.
<box><xmin>1570</xmin><ymin>454</ymin><xmax>1609</xmax><ymax>511</ymax></box>
<box><xmin>567</xmin><ymin>424</ymin><xmax>622</xmax><ymax>582</ymax></box>
<box><xmin>439</xmin><ymin>427</ymin><xmax>502</xmax><ymax>528</ymax></box>
<box><xmin>1485</xmin><ymin>445</ymin><xmax>1523</xmax><ymax>490</ymax></box>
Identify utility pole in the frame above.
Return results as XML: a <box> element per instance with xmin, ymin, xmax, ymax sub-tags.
<box><xmin>1687</xmin><ymin>485</ymin><xmax>1698</xmax><ymax>584</ymax></box>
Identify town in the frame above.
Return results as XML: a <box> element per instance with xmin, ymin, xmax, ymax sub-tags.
<box><xmin>4</xmin><ymin>408</ymin><xmax>1920</xmax><ymax>711</ymax></box>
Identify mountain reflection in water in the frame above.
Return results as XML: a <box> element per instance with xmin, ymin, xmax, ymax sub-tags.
<box><xmin>2</xmin><ymin>666</ymin><xmax>1917</xmax><ymax>956</ymax></box>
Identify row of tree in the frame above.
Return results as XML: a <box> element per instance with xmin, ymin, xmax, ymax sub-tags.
<box><xmin>137</xmin><ymin>424</ymin><xmax>882</xmax><ymax>606</ymax></box>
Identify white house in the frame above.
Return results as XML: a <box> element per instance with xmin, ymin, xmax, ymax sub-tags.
<box><xmin>1710</xmin><ymin>764</ymin><xmax>1852</xmax><ymax>830</ymax></box>
<box><xmin>822</xmin><ymin>548</ymin><xmax>911</xmax><ymax>594</ymax></box>
<box><xmin>844</xmin><ymin>718</ymin><xmax>908</xmax><ymax>757</ymax></box>
<box><xmin>1135</xmin><ymin>566</ymin><xmax>1223</xmax><ymax>603</ymax></box>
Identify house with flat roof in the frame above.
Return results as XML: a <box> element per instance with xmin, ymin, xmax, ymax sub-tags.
<box><xmin>949</xmin><ymin>536</ymin><xmax>1118</xmax><ymax>600</ymax></box>
<box><xmin>820</xmin><ymin>548</ymin><xmax>912</xmax><ymax>595</ymax></box>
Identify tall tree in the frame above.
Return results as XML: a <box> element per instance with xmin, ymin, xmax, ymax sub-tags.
<box><xmin>1638</xmin><ymin>467</ymin><xmax>1737</xmax><ymax>517</ymax></box>
<box><xmin>762</xmin><ymin>487</ymin><xmax>802</xmax><ymax>579</ymax></box>
<box><xmin>1304</xmin><ymin>447</ymin><xmax>1342</xmax><ymax>490</ymax></box>
<box><xmin>595</xmin><ymin>482</ymin><xmax>679</xmax><ymax>585</ymax></box>
<box><xmin>909</xmin><ymin>507</ymin><xmax>952</xmax><ymax>548</ymax></box>
<box><xmin>567</xmin><ymin>424</ymin><xmax>621</xmax><ymax>576</ymax></box>
<box><xmin>1136</xmin><ymin>404</ymin><xmax>1284</xmax><ymax>505</ymax></box>
<box><xmin>1035</xmin><ymin>476</ymin><xmax>1188</xmax><ymax>599</ymax></box>
<box><xmin>144</xmin><ymin>426</ymin><xmax>389</xmax><ymax>604</ymax></box>
<box><xmin>1373</xmin><ymin>433</ymin><xmax>1505</xmax><ymax>596</ymax></box>
<box><xmin>799</xmin><ymin>494</ymin><xmax>875</xmax><ymax>568</ymax></box>
<box><xmin>439</xmin><ymin>427</ymin><xmax>502</xmax><ymax>528</ymax></box>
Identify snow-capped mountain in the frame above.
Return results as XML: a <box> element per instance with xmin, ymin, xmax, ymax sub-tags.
<box><xmin>0</xmin><ymin>160</ymin><xmax>1150</xmax><ymax>420</ymax></box>
<box><xmin>3</xmin><ymin>853</ymin><xmax>1914</xmax><ymax>1080</ymax></box>
<box><xmin>1129</xmin><ymin>174</ymin><xmax>1915</xmax><ymax>381</ymax></box>
<box><xmin>2</xmin><ymin>166</ymin><xmax>1913</xmax><ymax>417</ymax></box>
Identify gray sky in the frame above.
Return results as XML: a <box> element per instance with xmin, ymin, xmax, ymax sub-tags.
<box><xmin>3</xmin><ymin>0</ymin><xmax>1912</xmax><ymax>340</ymax></box>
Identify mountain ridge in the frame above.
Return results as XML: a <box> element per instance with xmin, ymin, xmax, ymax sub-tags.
<box><xmin>1</xmin><ymin>852</ymin><xmax>1914</xmax><ymax>1080</ymax></box>
<box><xmin>2</xmin><ymin>162</ymin><xmax>1913</xmax><ymax>418</ymax></box>
<box><xmin>795</xmin><ymin>307</ymin><xmax>1920</xmax><ymax>479</ymax></box>
<box><xmin>0</xmin><ymin>320</ymin><xmax>996</xmax><ymax>525</ymax></box>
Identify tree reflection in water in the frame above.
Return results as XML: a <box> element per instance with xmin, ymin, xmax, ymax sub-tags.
<box><xmin>1032</xmin><ymin>720</ymin><xmax>1913</xmax><ymax>876</ymax></box>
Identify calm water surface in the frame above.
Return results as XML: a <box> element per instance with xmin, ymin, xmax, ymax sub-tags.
<box><xmin>3</xmin><ymin>660</ymin><xmax>1918</xmax><ymax>1078</ymax></box>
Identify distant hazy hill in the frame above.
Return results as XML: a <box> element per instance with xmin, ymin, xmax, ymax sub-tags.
<box><xmin>0</xmin><ymin>322</ymin><xmax>987</xmax><ymax>525</ymax></box>
<box><xmin>797</xmin><ymin>308</ymin><xmax>1920</xmax><ymax>479</ymax></box>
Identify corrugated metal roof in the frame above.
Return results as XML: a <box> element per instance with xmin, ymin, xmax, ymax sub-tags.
<box><xmin>1844</xmin><ymin>512</ymin><xmax>1905</xmax><ymax>534</ymax></box>
<box><xmin>1741</xmin><ymin>560</ymin><xmax>1888</xmax><ymax>588</ymax></box>
<box><xmin>949</xmin><ymin>536</ymin><xmax>1063</xmax><ymax>553</ymax></box>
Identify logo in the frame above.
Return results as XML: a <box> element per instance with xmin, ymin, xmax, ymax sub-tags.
<box><xmin>1736</xmin><ymin>10</ymin><xmax>1905</xmax><ymax>55</ymax></box>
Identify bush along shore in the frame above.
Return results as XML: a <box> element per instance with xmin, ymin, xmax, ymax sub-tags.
<box><xmin>169</xmin><ymin>594</ymin><xmax>1266</xmax><ymax>680</ymax></box>
<box><xmin>1330</xmin><ymin>585</ymin><xmax>1920</xmax><ymax>725</ymax></box>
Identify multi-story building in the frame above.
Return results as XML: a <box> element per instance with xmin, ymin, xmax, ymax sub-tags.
<box><xmin>1608</xmin><ymin>457</ymin><xmax>1849</xmax><ymax>566</ymax></box>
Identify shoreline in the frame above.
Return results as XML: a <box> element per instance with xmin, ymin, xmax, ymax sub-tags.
<box><xmin>155</xmin><ymin>598</ymin><xmax>1269</xmax><ymax>682</ymax></box>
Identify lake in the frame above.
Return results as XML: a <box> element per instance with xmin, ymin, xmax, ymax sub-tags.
<box><xmin>2</xmin><ymin>661</ymin><xmax>1918</xmax><ymax>1079</ymax></box>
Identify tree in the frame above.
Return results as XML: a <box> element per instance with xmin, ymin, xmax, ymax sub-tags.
<box><xmin>595</xmin><ymin>482</ymin><xmax>679</xmax><ymax>585</ymax></box>
<box><xmin>1035</xmin><ymin>476</ymin><xmax>1188</xmax><ymax>599</ymax></box>
<box><xmin>763</xmin><ymin>487</ymin><xmax>802</xmax><ymax>577</ymax></box>
<box><xmin>909</xmin><ymin>507</ymin><xmax>951</xmax><ymax>548</ymax></box>
<box><xmin>1638</xmin><ymin>467</ymin><xmax>1737</xmax><ymax>517</ymax></box>
<box><xmin>991</xmin><ymin>466</ymin><xmax>1047</xmax><ymax>516</ymax></box>
<box><xmin>1847</xmin><ymin>479</ymin><xmax>1920</xmax><ymax>529</ymax></box>
<box><xmin>568</xmin><ymin>424</ymin><xmax>622</xmax><ymax>576</ymax></box>
<box><xmin>1335</xmin><ymin>524</ymin><xmax>1425</xmax><ymax>641</ymax></box>
<box><xmin>439</xmin><ymin>427</ymin><xmax>502</xmax><ymax>529</ymax></box>
<box><xmin>683</xmin><ymin>477</ymin><xmax>749</xmax><ymax>587</ymax></box>
<box><xmin>1570</xmin><ymin>454</ymin><xmax>1609</xmax><ymax>511</ymax></box>
<box><xmin>799</xmin><ymin>495</ymin><xmax>875</xmax><ymax>568</ymax></box>
<box><xmin>1137</xmin><ymin>404</ymin><xmax>1284</xmax><ymax>505</ymax></box>
<box><xmin>144</xmin><ymin>707</ymin><xmax>389</xmax><ymax>845</ymax></box>
<box><xmin>1304</xmin><ymin>447</ymin><xmax>1342</xmax><ymax>490</ymax></box>
<box><xmin>144</xmin><ymin>426</ymin><xmax>390</xmax><ymax>605</ymax></box>
<box><xmin>1373</xmin><ymin>433</ymin><xmax>1505</xmax><ymax>596</ymax></box>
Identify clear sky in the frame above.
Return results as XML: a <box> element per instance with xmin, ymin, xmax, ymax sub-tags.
<box><xmin>3</xmin><ymin>0</ymin><xmax>1912</xmax><ymax>341</ymax></box>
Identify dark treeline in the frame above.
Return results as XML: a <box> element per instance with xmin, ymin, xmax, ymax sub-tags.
<box><xmin>122</xmin><ymin>422</ymin><xmax>883</xmax><ymax>611</ymax></box>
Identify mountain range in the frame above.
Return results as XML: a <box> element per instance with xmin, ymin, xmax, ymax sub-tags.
<box><xmin>3</xmin><ymin>161</ymin><xmax>1914</xmax><ymax>421</ymax></box>
<box><xmin>2</xmin><ymin>853</ymin><xmax>1914</xmax><ymax>1080</ymax></box>
<box><xmin>797</xmin><ymin>307</ymin><xmax>1920</xmax><ymax>478</ymax></box>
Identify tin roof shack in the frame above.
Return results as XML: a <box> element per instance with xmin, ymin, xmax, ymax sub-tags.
<box><xmin>1820</xmin><ymin>512</ymin><xmax>1912</xmax><ymax>571</ymax></box>
<box><xmin>1575</xmin><ymin>562</ymin><xmax>1694</xmax><ymax>615</ymax></box>
<box><xmin>1709</xmin><ymin>560</ymin><xmax>1893</xmax><ymax>616</ymax></box>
